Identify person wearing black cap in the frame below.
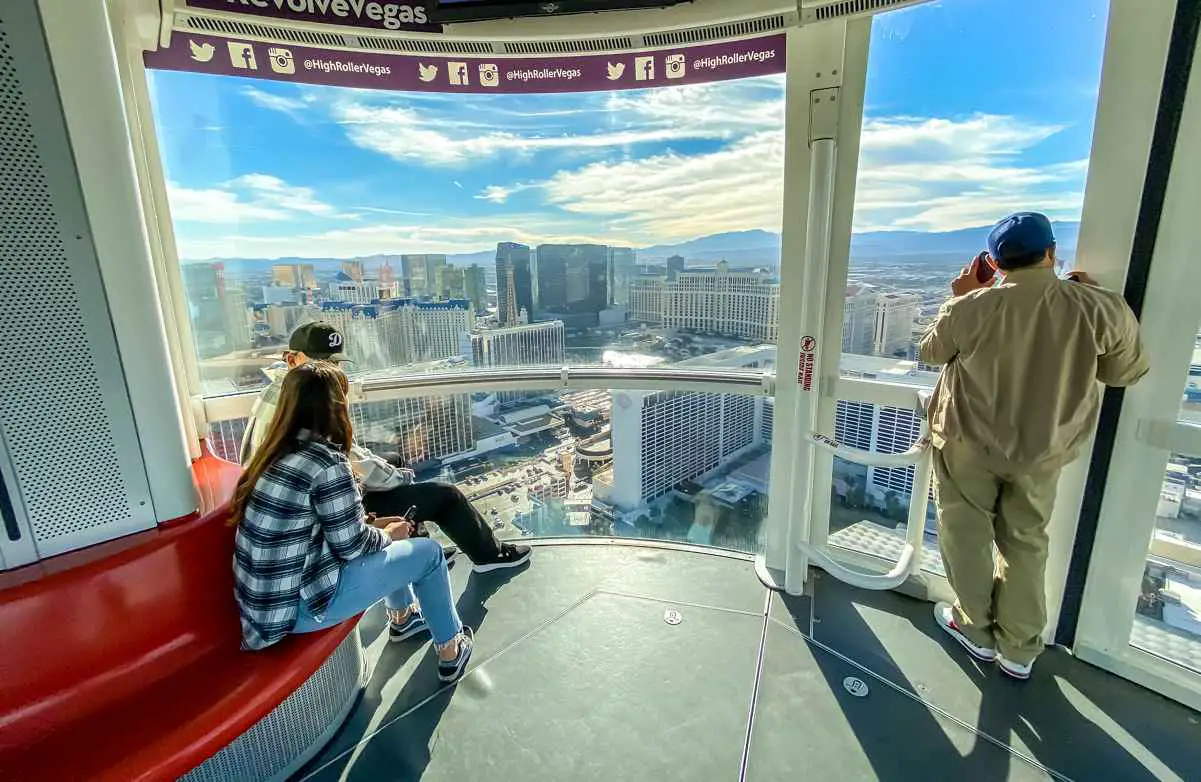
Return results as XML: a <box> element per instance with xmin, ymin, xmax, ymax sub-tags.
<box><xmin>241</xmin><ymin>321</ymin><xmax>532</xmax><ymax>574</ymax></box>
<box><xmin>919</xmin><ymin>212</ymin><xmax>1148</xmax><ymax>680</ymax></box>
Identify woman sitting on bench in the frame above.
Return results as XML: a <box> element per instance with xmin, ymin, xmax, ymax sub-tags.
<box><xmin>229</xmin><ymin>361</ymin><xmax>473</xmax><ymax>683</ymax></box>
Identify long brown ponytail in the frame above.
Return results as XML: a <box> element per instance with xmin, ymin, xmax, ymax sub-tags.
<box><xmin>229</xmin><ymin>362</ymin><xmax>353</xmax><ymax>525</ymax></box>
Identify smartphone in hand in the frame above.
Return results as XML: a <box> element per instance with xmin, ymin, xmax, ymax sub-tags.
<box><xmin>974</xmin><ymin>251</ymin><xmax>997</xmax><ymax>285</ymax></box>
<box><xmin>403</xmin><ymin>505</ymin><xmax>428</xmax><ymax>537</ymax></box>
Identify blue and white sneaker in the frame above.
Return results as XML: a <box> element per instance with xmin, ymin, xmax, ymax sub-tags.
<box><xmin>389</xmin><ymin>610</ymin><xmax>429</xmax><ymax>643</ymax></box>
<box><xmin>437</xmin><ymin>626</ymin><xmax>475</xmax><ymax>683</ymax></box>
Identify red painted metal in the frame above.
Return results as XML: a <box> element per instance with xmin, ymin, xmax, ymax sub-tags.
<box><xmin>0</xmin><ymin>445</ymin><xmax>359</xmax><ymax>781</ymax></box>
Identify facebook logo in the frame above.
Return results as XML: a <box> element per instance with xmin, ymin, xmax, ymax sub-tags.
<box><xmin>448</xmin><ymin>61</ymin><xmax>469</xmax><ymax>85</ymax></box>
<box><xmin>227</xmin><ymin>42</ymin><xmax>257</xmax><ymax>70</ymax></box>
<box><xmin>634</xmin><ymin>56</ymin><xmax>655</xmax><ymax>81</ymax></box>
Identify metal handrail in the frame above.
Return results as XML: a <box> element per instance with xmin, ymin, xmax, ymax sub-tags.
<box><xmin>796</xmin><ymin>403</ymin><xmax>934</xmax><ymax>591</ymax></box>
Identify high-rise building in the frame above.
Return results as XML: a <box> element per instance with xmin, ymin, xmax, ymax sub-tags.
<box><xmin>872</xmin><ymin>293</ymin><xmax>921</xmax><ymax>358</ymax></box>
<box><xmin>535</xmin><ymin>244</ymin><xmax>610</xmax><ymax>325</ymax></box>
<box><xmin>263</xmin><ymin>303</ymin><xmax>321</xmax><ymax>339</ymax></box>
<box><xmin>271</xmin><ymin>264</ymin><xmax>298</xmax><ymax>287</ymax></box>
<box><xmin>464</xmin><ymin>264</ymin><xmax>488</xmax><ymax>315</ymax></box>
<box><xmin>181</xmin><ymin>262</ymin><xmax>252</xmax><ymax>358</ymax></box>
<box><xmin>628</xmin><ymin>276</ymin><xmax>665</xmax><ymax>325</ymax></box>
<box><xmin>340</xmin><ymin>261</ymin><xmax>365</xmax><ymax>282</ymax></box>
<box><xmin>327</xmin><ymin>271</ymin><xmax>402</xmax><ymax>304</ymax></box>
<box><xmin>843</xmin><ymin>286</ymin><xmax>920</xmax><ymax>358</ymax></box>
<box><xmin>666</xmin><ymin>254</ymin><xmax>686</xmax><ymax>282</ymax></box>
<box><xmin>609</xmin><ymin>247</ymin><xmax>637</xmax><ymax>306</ymax></box>
<box><xmin>436</xmin><ymin>265</ymin><xmax>466</xmax><ymax>299</ymax></box>
<box><xmin>835</xmin><ymin>354</ymin><xmax>940</xmax><ymax>504</ymax></box>
<box><xmin>402</xmin><ymin>254</ymin><xmax>447</xmax><ymax>298</ymax></box>
<box><xmin>495</xmin><ymin>243</ymin><xmax>533</xmax><ymax>326</ymax></box>
<box><xmin>351</xmin><ymin>393</ymin><xmax>474</xmax><ymax>468</ymax></box>
<box><xmin>224</xmin><ymin>288</ymin><xmax>253</xmax><ymax>351</ymax></box>
<box><xmin>320</xmin><ymin>299</ymin><xmax>473</xmax><ymax>372</ymax></box>
<box><xmin>601</xmin><ymin>345</ymin><xmax>775</xmax><ymax>511</ymax></box>
<box><xmin>462</xmin><ymin>320</ymin><xmax>565</xmax><ymax>369</ymax></box>
<box><xmin>660</xmin><ymin>262</ymin><xmax>778</xmax><ymax>341</ymax></box>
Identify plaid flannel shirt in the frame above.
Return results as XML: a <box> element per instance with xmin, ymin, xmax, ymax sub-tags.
<box><xmin>233</xmin><ymin>434</ymin><xmax>388</xmax><ymax>650</ymax></box>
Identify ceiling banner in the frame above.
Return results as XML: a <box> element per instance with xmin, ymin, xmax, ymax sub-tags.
<box><xmin>144</xmin><ymin>33</ymin><xmax>786</xmax><ymax>94</ymax></box>
<box><xmin>183</xmin><ymin>0</ymin><xmax>441</xmax><ymax>33</ymax></box>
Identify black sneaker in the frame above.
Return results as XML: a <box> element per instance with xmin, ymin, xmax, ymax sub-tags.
<box><xmin>472</xmin><ymin>543</ymin><xmax>532</xmax><ymax>574</ymax></box>
<box><xmin>437</xmin><ymin>626</ymin><xmax>474</xmax><ymax>683</ymax></box>
<box><xmin>443</xmin><ymin>545</ymin><xmax>459</xmax><ymax>569</ymax></box>
<box><xmin>389</xmin><ymin>610</ymin><xmax>429</xmax><ymax>643</ymax></box>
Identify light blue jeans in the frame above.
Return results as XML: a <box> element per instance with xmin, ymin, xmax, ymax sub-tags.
<box><xmin>292</xmin><ymin>537</ymin><xmax>463</xmax><ymax>646</ymax></box>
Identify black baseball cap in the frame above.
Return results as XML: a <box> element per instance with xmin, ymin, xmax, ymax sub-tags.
<box><xmin>288</xmin><ymin>321</ymin><xmax>349</xmax><ymax>361</ymax></box>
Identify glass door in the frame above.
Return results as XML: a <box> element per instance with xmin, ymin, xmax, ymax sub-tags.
<box><xmin>1074</xmin><ymin>17</ymin><xmax>1201</xmax><ymax>711</ymax></box>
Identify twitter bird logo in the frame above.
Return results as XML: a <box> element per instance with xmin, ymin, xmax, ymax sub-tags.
<box><xmin>189</xmin><ymin>40</ymin><xmax>215</xmax><ymax>63</ymax></box>
<box><xmin>606</xmin><ymin>62</ymin><xmax>626</xmax><ymax>81</ymax></box>
<box><xmin>418</xmin><ymin>63</ymin><xmax>438</xmax><ymax>82</ymax></box>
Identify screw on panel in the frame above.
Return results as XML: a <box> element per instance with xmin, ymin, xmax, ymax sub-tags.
<box><xmin>843</xmin><ymin>676</ymin><xmax>870</xmax><ymax>698</ymax></box>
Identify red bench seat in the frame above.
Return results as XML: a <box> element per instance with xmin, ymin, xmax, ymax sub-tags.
<box><xmin>0</xmin><ymin>452</ymin><xmax>359</xmax><ymax>782</ymax></box>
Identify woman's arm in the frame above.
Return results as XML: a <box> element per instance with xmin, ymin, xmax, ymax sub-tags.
<box><xmin>311</xmin><ymin>460</ymin><xmax>388</xmax><ymax>560</ymax></box>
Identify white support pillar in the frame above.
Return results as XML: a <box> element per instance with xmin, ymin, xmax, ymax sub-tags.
<box><xmin>37</xmin><ymin>0</ymin><xmax>198</xmax><ymax>521</ymax></box>
<box><xmin>761</xmin><ymin>20</ymin><xmax>851</xmax><ymax>594</ymax></box>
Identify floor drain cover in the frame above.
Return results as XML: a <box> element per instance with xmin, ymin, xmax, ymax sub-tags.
<box><xmin>843</xmin><ymin>676</ymin><xmax>870</xmax><ymax>698</ymax></box>
<box><xmin>664</xmin><ymin>608</ymin><xmax>683</xmax><ymax>626</ymax></box>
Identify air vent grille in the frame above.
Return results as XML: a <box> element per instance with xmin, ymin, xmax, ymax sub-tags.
<box><xmin>644</xmin><ymin>15</ymin><xmax>786</xmax><ymax>47</ymax></box>
<box><xmin>0</xmin><ymin>16</ymin><xmax>142</xmax><ymax>550</ymax></box>
<box><xmin>810</xmin><ymin>0</ymin><xmax>915</xmax><ymax>22</ymax></box>
<box><xmin>358</xmin><ymin>35</ymin><xmax>493</xmax><ymax>54</ymax></box>
<box><xmin>503</xmin><ymin>37</ymin><xmax>634</xmax><ymax>55</ymax></box>
<box><xmin>179</xmin><ymin>14</ymin><xmax>345</xmax><ymax>47</ymax></box>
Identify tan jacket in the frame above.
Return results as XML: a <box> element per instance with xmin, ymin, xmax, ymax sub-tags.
<box><xmin>919</xmin><ymin>267</ymin><xmax>1148</xmax><ymax>473</ymax></box>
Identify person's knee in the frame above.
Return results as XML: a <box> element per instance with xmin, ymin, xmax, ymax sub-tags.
<box><xmin>410</xmin><ymin>536</ymin><xmax>444</xmax><ymax>569</ymax></box>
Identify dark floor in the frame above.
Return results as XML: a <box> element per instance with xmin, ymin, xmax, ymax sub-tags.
<box><xmin>294</xmin><ymin>542</ymin><xmax>1200</xmax><ymax>782</ymax></box>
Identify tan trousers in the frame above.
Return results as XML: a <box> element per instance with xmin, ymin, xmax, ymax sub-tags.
<box><xmin>932</xmin><ymin>440</ymin><xmax>1062</xmax><ymax>664</ymax></box>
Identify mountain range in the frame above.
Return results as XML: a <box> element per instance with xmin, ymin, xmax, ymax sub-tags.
<box><xmin>190</xmin><ymin>221</ymin><xmax>1081</xmax><ymax>274</ymax></box>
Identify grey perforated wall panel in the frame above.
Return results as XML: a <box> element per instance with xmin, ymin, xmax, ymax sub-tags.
<box><xmin>180</xmin><ymin>629</ymin><xmax>366</xmax><ymax>782</ymax></box>
<box><xmin>0</xmin><ymin>2</ymin><xmax>156</xmax><ymax>563</ymax></box>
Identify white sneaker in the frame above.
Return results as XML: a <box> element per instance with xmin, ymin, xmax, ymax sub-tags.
<box><xmin>997</xmin><ymin>655</ymin><xmax>1033</xmax><ymax>681</ymax></box>
<box><xmin>934</xmin><ymin>602</ymin><xmax>997</xmax><ymax>662</ymax></box>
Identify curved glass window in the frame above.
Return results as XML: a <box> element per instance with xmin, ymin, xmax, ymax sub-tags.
<box><xmin>148</xmin><ymin>61</ymin><xmax>784</xmax><ymax>396</ymax></box>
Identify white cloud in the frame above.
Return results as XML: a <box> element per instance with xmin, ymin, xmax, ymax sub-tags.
<box><xmin>168</xmin><ymin>173</ymin><xmax>348</xmax><ymax>225</ymax></box>
<box><xmin>481</xmin><ymin>113</ymin><xmax>1088</xmax><ymax>241</ymax></box>
<box><xmin>176</xmin><ymin>217</ymin><xmax>615</xmax><ymax>260</ymax></box>
<box><xmin>328</xmin><ymin>77</ymin><xmax>785</xmax><ymax>168</ymax></box>
<box><xmin>852</xmin><ymin>115</ymin><xmax>1087</xmax><ymax>232</ymax></box>
<box><xmin>242</xmin><ymin>86</ymin><xmax>310</xmax><ymax>117</ymax></box>
<box><xmin>537</xmin><ymin>130</ymin><xmax>784</xmax><ymax>243</ymax></box>
<box><xmin>166</xmin><ymin>184</ymin><xmax>291</xmax><ymax>224</ymax></box>
<box><xmin>228</xmin><ymin>173</ymin><xmax>342</xmax><ymax>217</ymax></box>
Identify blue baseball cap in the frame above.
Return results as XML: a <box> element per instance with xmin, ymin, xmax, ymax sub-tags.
<box><xmin>987</xmin><ymin>212</ymin><xmax>1056</xmax><ymax>263</ymax></box>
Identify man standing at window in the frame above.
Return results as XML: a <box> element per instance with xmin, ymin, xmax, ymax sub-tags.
<box><xmin>241</xmin><ymin>322</ymin><xmax>532</xmax><ymax>574</ymax></box>
<box><xmin>919</xmin><ymin>212</ymin><xmax>1148</xmax><ymax>680</ymax></box>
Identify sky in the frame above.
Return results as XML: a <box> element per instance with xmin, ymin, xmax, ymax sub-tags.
<box><xmin>150</xmin><ymin>0</ymin><xmax>1111</xmax><ymax>262</ymax></box>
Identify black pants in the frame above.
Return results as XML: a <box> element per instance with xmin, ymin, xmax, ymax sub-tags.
<box><xmin>362</xmin><ymin>482</ymin><xmax>502</xmax><ymax>564</ymax></box>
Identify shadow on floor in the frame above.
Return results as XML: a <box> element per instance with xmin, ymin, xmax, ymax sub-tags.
<box><xmin>778</xmin><ymin>592</ymin><xmax>1033</xmax><ymax>782</ymax></box>
<box><xmin>792</xmin><ymin>581</ymin><xmax>1196</xmax><ymax>781</ymax></box>
<box><xmin>307</xmin><ymin>565</ymin><xmax>529</xmax><ymax>781</ymax></box>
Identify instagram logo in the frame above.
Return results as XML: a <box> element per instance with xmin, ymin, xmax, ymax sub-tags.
<box><xmin>665</xmin><ymin>54</ymin><xmax>686</xmax><ymax>79</ymax></box>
